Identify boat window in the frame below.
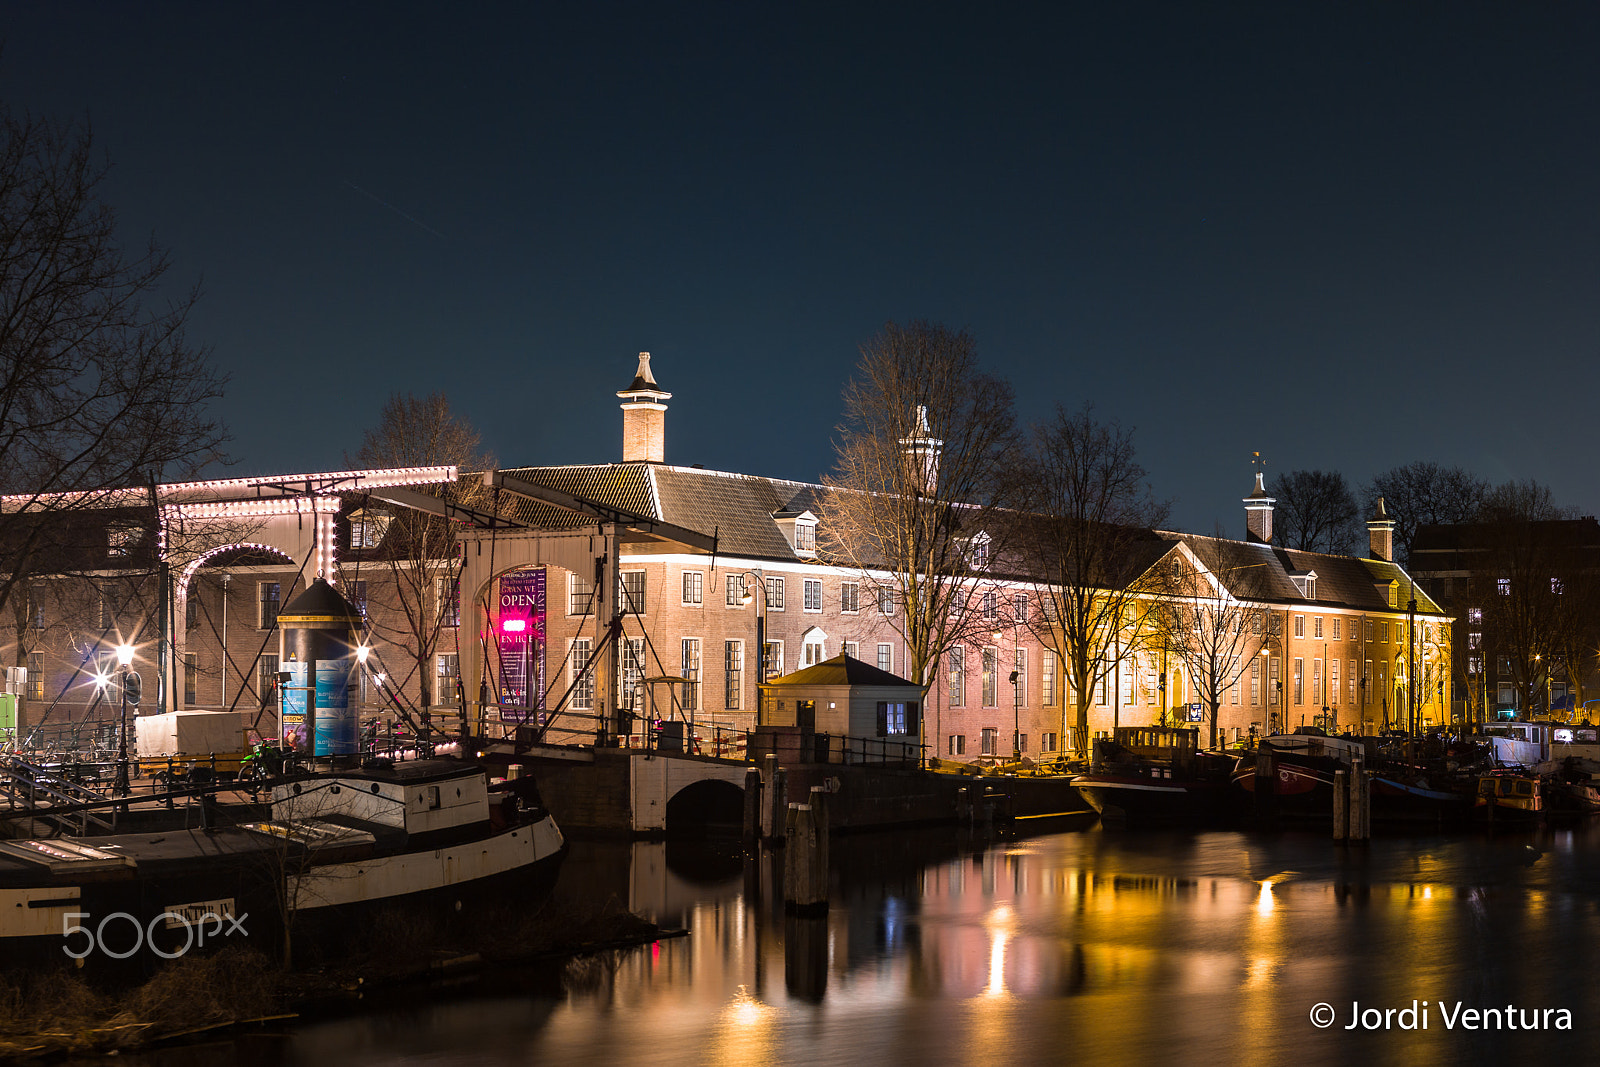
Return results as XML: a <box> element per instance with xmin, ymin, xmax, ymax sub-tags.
<box><xmin>426</xmin><ymin>786</ymin><xmax>442</xmax><ymax>811</ymax></box>
<box><xmin>1515</xmin><ymin>781</ymin><xmax>1532</xmax><ymax>796</ymax></box>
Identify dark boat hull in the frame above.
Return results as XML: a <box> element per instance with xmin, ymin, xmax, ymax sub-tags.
<box><xmin>1071</xmin><ymin>774</ymin><xmax>1227</xmax><ymax>827</ymax></box>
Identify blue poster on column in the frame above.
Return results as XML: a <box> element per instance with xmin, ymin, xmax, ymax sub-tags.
<box><xmin>497</xmin><ymin>569</ymin><xmax>546</xmax><ymax>723</ymax></box>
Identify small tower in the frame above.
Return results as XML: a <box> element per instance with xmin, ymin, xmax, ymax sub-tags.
<box><xmin>1368</xmin><ymin>496</ymin><xmax>1396</xmax><ymax>561</ymax></box>
<box><xmin>617</xmin><ymin>352</ymin><xmax>671</xmax><ymax>463</ymax></box>
<box><xmin>898</xmin><ymin>404</ymin><xmax>943</xmax><ymax>494</ymax></box>
<box><xmin>1243</xmin><ymin>453</ymin><xmax>1275</xmax><ymax>544</ymax></box>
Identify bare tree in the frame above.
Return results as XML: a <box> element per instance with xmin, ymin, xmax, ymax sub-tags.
<box><xmin>349</xmin><ymin>392</ymin><xmax>493</xmax><ymax>709</ymax></box>
<box><xmin>0</xmin><ymin>109</ymin><xmax>227</xmax><ymax>642</ymax></box>
<box><xmin>1268</xmin><ymin>470</ymin><xmax>1359</xmax><ymax>555</ymax></box>
<box><xmin>1363</xmin><ymin>462</ymin><xmax>1489</xmax><ymax>566</ymax></box>
<box><xmin>818</xmin><ymin>321</ymin><xmax>1021</xmax><ymax>753</ymax></box>
<box><xmin>1148</xmin><ymin>535</ymin><xmax>1266</xmax><ymax>749</ymax></box>
<box><xmin>1019</xmin><ymin>404</ymin><xmax>1170</xmax><ymax>758</ymax></box>
<box><xmin>1473</xmin><ymin>480</ymin><xmax>1579</xmax><ymax>715</ymax></box>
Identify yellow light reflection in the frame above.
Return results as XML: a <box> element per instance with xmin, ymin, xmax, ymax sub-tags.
<box><xmin>1255</xmin><ymin>880</ymin><xmax>1274</xmax><ymax>916</ymax></box>
<box><xmin>986</xmin><ymin>929</ymin><xmax>1009</xmax><ymax>997</ymax></box>
<box><xmin>708</xmin><ymin>984</ymin><xmax>774</xmax><ymax>1067</ymax></box>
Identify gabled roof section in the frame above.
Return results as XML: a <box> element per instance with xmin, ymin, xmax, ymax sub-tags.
<box><xmin>1163</xmin><ymin>532</ymin><xmax>1444</xmax><ymax>615</ymax></box>
<box><xmin>760</xmin><ymin>653</ymin><xmax>918</xmax><ymax>689</ymax></box>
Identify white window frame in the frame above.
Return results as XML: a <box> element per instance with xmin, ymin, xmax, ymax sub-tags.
<box><xmin>803</xmin><ymin>578</ymin><xmax>822</xmax><ymax>613</ymax></box>
<box><xmin>681</xmin><ymin>571</ymin><xmax>704</xmax><ymax>607</ymax></box>
<box><xmin>840</xmin><ymin>581</ymin><xmax>860</xmax><ymax>614</ymax></box>
<box><xmin>877</xmin><ymin>643</ymin><xmax>893</xmax><ymax>675</ymax></box>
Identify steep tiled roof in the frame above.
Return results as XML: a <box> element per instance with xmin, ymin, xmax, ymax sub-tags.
<box><xmin>1167</xmin><ymin>532</ymin><xmax>1444</xmax><ymax>615</ymax></box>
<box><xmin>761</xmin><ymin>653</ymin><xmax>917</xmax><ymax>689</ymax></box>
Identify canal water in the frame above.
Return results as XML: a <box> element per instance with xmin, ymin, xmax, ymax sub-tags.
<box><xmin>94</xmin><ymin>817</ymin><xmax>1600</xmax><ymax>1066</ymax></box>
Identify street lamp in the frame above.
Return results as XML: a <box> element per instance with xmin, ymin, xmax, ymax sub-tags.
<box><xmin>737</xmin><ymin>568</ymin><xmax>768</xmax><ymax>687</ymax></box>
<box><xmin>112</xmin><ymin>643</ymin><xmax>137</xmax><ymax>796</ymax></box>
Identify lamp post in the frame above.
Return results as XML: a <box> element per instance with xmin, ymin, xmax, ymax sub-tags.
<box><xmin>112</xmin><ymin>643</ymin><xmax>136</xmax><ymax>796</ymax></box>
<box><xmin>737</xmin><ymin>568</ymin><xmax>768</xmax><ymax>690</ymax></box>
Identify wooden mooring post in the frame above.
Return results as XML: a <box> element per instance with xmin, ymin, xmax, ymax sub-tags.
<box><xmin>1334</xmin><ymin>759</ymin><xmax>1371</xmax><ymax>844</ymax></box>
<box><xmin>761</xmin><ymin>755</ymin><xmax>787</xmax><ymax>845</ymax></box>
<box><xmin>784</xmin><ymin>786</ymin><xmax>829</xmax><ymax>914</ymax></box>
<box><xmin>743</xmin><ymin>766</ymin><xmax>762</xmax><ymax>846</ymax></box>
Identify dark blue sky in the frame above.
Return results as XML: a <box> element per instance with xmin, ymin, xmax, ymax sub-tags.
<box><xmin>5</xmin><ymin>2</ymin><xmax>1596</xmax><ymax>536</ymax></box>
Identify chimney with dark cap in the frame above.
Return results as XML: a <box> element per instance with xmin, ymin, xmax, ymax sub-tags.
<box><xmin>617</xmin><ymin>352</ymin><xmax>671</xmax><ymax>462</ymax></box>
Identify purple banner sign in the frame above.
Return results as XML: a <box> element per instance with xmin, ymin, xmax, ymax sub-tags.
<box><xmin>497</xmin><ymin>569</ymin><xmax>546</xmax><ymax>723</ymax></box>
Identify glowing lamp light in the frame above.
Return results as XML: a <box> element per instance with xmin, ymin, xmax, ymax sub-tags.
<box><xmin>502</xmin><ymin>619</ymin><xmax>527</xmax><ymax>633</ymax></box>
<box><xmin>115</xmin><ymin>643</ymin><xmax>135</xmax><ymax>668</ymax></box>
<box><xmin>356</xmin><ymin>645</ymin><xmax>370</xmax><ymax>664</ymax></box>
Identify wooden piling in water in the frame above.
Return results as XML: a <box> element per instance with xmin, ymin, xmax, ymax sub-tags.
<box><xmin>743</xmin><ymin>766</ymin><xmax>761</xmax><ymax>846</ymax></box>
<box><xmin>1351</xmin><ymin>757</ymin><xmax>1370</xmax><ymax>843</ymax></box>
<box><xmin>784</xmin><ymin>797</ymin><xmax>828</xmax><ymax>913</ymax></box>
<box><xmin>1334</xmin><ymin>769</ymin><xmax>1348</xmax><ymax>841</ymax></box>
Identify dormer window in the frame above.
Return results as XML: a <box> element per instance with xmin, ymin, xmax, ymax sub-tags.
<box><xmin>1289</xmin><ymin>570</ymin><xmax>1317</xmax><ymax>600</ymax></box>
<box><xmin>350</xmin><ymin>507</ymin><xmax>392</xmax><ymax>549</ymax></box>
<box><xmin>773</xmin><ymin>509</ymin><xmax>819</xmax><ymax>558</ymax></box>
<box><xmin>107</xmin><ymin>523</ymin><xmax>143</xmax><ymax>558</ymax></box>
<box><xmin>962</xmin><ymin>531</ymin><xmax>991</xmax><ymax>571</ymax></box>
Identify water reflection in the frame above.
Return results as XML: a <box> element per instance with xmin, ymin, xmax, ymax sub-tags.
<box><xmin>88</xmin><ymin>819</ymin><xmax>1600</xmax><ymax>1066</ymax></box>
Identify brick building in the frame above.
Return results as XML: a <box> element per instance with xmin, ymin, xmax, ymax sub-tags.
<box><xmin>3</xmin><ymin>355</ymin><xmax>1453</xmax><ymax>760</ymax></box>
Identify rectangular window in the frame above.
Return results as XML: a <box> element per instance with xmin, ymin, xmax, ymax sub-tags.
<box><xmin>803</xmin><ymin>638</ymin><xmax>825</xmax><ymax>667</ymax></box>
<box><xmin>1015</xmin><ymin>594</ymin><xmax>1029</xmax><ymax>626</ymax></box>
<box><xmin>569</xmin><ymin>573</ymin><xmax>594</xmax><ymax>616</ymax></box>
<box><xmin>1364</xmin><ymin>618</ymin><xmax>1373</xmax><ymax>642</ymax></box>
<box><xmin>980</xmin><ymin>727</ymin><xmax>998</xmax><ymax>756</ymax></box>
<box><xmin>1015</xmin><ymin>648</ymin><xmax>1027</xmax><ymax>707</ymax></box>
<box><xmin>982</xmin><ymin>591</ymin><xmax>997</xmax><ymax>620</ymax></box>
<box><xmin>1294</xmin><ymin>658</ymin><xmax>1304</xmax><ymax>705</ymax></box>
<box><xmin>948</xmin><ymin>647</ymin><xmax>966</xmax><ymax>707</ymax></box>
<box><xmin>878</xmin><ymin>643</ymin><xmax>893</xmax><ymax>674</ymax></box>
<box><xmin>1468</xmin><ymin>607</ymin><xmax>1483</xmax><ymax>624</ymax></box>
<box><xmin>1331</xmin><ymin>618</ymin><xmax>1341</xmax><ymax>641</ymax></box>
<box><xmin>763</xmin><ymin>640</ymin><xmax>784</xmax><ymax>679</ymax></box>
<box><xmin>28</xmin><ymin>651</ymin><xmax>44</xmax><ymax>701</ymax></box>
<box><xmin>1122</xmin><ymin>665</ymin><xmax>1135</xmax><ymax>706</ymax></box>
<box><xmin>726</xmin><ymin>573</ymin><xmax>746</xmax><ymax>607</ymax></box>
<box><xmin>1096</xmin><ymin>670</ymin><xmax>1107</xmax><ymax>706</ymax></box>
<box><xmin>1251</xmin><ymin>658</ymin><xmax>1261</xmax><ymax>706</ymax></box>
<box><xmin>258</xmin><ymin>583</ymin><xmax>280</xmax><ymax>630</ymax></box>
<box><xmin>681</xmin><ymin>571</ymin><xmax>703</xmax><ymax>606</ymax></box>
<box><xmin>437</xmin><ymin>653</ymin><xmax>459</xmax><ymax>683</ymax></box>
<box><xmin>1270</xmin><ymin>657</ymin><xmax>1280</xmax><ymax>708</ymax></box>
<box><xmin>1330</xmin><ymin>657</ymin><xmax>1339</xmax><ymax>707</ymax></box>
<box><xmin>767</xmin><ymin>577</ymin><xmax>785</xmax><ymax>611</ymax></box>
<box><xmin>876</xmin><ymin>701</ymin><xmax>917</xmax><ymax>736</ymax></box>
<box><xmin>619</xmin><ymin>638</ymin><xmax>645</xmax><ymax>709</ymax></box>
<box><xmin>1230</xmin><ymin>659</ymin><xmax>1241</xmax><ymax>705</ymax></box>
<box><xmin>437</xmin><ymin>576</ymin><xmax>461</xmax><ymax>628</ymax></box>
<box><xmin>1017</xmin><ymin>733</ymin><xmax>1028</xmax><ymax>754</ymax></box>
<box><xmin>879</xmin><ymin>587</ymin><xmax>894</xmax><ymax>615</ymax></box>
<box><xmin>803</xmin><ymin>579</ymin><xmax>822</xmax><ymax>613</ymax></box>
<box><xmin>1497</xmin><ymin>578</ymin><xmax>1510</xmax><ymax>596</ymax></box>
<box><xmin>184</xmin><ymin>653</ymin><xmax>198</xmax><ymax>705</ymax></box>
<box><xmin>28</xmin><ymin>587</ymin><xmax>44</xmax><ymax>630</ymax></box>
<box><xmin>1348</xmin><ymin>660</ymin><xmax>1357</xmax><ymax>703</ymax></box>
<box><xmin>1042</xmin><ymin>651</ymin><xmax>1057</xmax><ymax>707</ymax></box>
<box><xmin>681</xmin><ymin>638</ymin><xmax>700</xmax><ymax>712</ymax></box>
<box><xmin>619</xmin><ymin>571</ymin><xmax>646</xmax><ymax>615</ymax></box>
<box><xmin>1312</xmin><ymin>658</ymin><xmax>1322</xmax><ymax>705</ymax></box>
<box><xmin>948</xmin><ymin>734</ymin><xmax>966</xmax><ymax>756</ymax></box>
<box><xmin>1313</xmin><ymin>617</ymin><xmax>1323</xmax><ymax>639</ymax></box>
<box><xmin>841</xmin><ymin>582</ymin><xmax>859</xmax><ymax>614</ymax></box>
<box><xmin>258</xmin><ymin>654</ymin><xmax>280</xmax><ymax>708</ymax></box>
<box><xmin>1043</xmin><ymin>732</ymin><xmax>1057</xmax><ymax>753</ymax></box>
<box><xmin>982</xmin><ymin>647</ymin><xmax>998</xmax><ymax>706</ymax></box>
<box><xmin>570</xmin><ymin>638</ymin><xmax>594</xmax><ymax>710</ymax></box>
<box><xmin>1294</xmin><ymin>615</ymin><xmax>1305</xmax><ymax>638</ymax></box>
<box><xmin>844</xmin><ymin>641</ymin><xmax>859</xmax><ymax>660</ymax></box>
<box><xmin>725</xmin><ymin>640</ymin><xmax>743</xmax><ymax>710</ymax></box>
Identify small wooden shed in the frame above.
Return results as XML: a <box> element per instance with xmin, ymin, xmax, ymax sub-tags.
<box><xmin>755</xmin><ymin>654</ymin><xmax>922</xmax><ymax>743</ymax></box>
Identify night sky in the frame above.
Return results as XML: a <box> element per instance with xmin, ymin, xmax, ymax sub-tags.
<box><xmin>4</xmin><ymin>3</ymin><xmax>1596</xmax><ymax>536</ymax></box>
